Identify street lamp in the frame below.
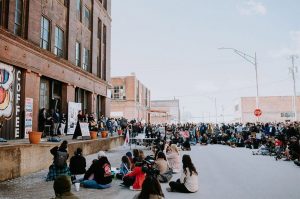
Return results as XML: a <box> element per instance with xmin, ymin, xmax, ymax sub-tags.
<box><xmin>219</xmin><ymin>47</ymin><xmax>260</xmax><ymax>121</ymax></box>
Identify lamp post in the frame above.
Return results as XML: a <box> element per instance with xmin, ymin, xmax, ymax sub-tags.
<box><xmin>219</xmin><ymin>47</ymin><xmax>260</xmax><ymax>121</ymax></box>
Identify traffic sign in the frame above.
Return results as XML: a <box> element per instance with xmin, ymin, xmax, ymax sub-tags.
<box><xmin>254</xmin><ymin>109</ymin><xmax>262</xmax><ymax>117</ymax></box>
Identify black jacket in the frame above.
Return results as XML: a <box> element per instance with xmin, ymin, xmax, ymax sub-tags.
<box><xmin>84</xmin><ymin>157</ymin><xmax>112</xmax><ymax>185</ymax></box>
<box><xmin>70</xmin><ymin>155</ymin><xmax>86</xmax><ymax>175</ymax></box>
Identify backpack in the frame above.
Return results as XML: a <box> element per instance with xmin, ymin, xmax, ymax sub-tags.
<box><xmin>54</xmin><ymin>151</ymin><xmax>68</xmax><ymax>168</ymax></box>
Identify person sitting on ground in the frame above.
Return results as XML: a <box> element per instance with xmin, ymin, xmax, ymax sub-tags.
<box><xmin>133</xmin><ymin>149</ymin><xmax>141</xmax><ymax>164</ymax></box>
<box><xmin>252</xmin><ymin>143</ymin><xmax>269</xmax><ymax>155</ymax></box>
<box><xmin>166</xmin><ymin>144</ymin><xmax>180</xmax><ymax>173</ymax></box>
<box><xmin>116</xmin><ymin>156</ymin><xmax>131</xmax><ymax>180</ymax></box>
<box><xmin>52</xmin><ymin>175</ymin><xmax>79</xmax><ymax>199</ymax></box>
<box><xmin>154</xmin><ymin>152</ymin><xmax>168</xmax><ymax>175</ymax></box>
<box><xmin>82</xmin><ymin>151</ymin><xmax>112</xmax><ymax>189</ymax></box>
<box><xmin>47</xmin><ymin>141</ymin><xmax>70</xmax><ymax>181</ymax></box>
<box><xmin>132</xmin><ymin>175</ymin><xmax>165</xmax><ymax>199</ymax></box>
<box><xmin>69</xmin><ymin>148</ymin><xmax>86</xmax><ymax>181</ymax></box>
<box><xmin>126</xmin><ymin>151</ymin><xmax>135</xmax><ymax>170</ymax></box>
<box><xmin>199</xmin><ymin>134</ymin><xmax>208</xmax><ymax>145</ymax></box>
<box><xmin>167</xmin><ymin>154</ymin><xmax>198</xmax><ymax>193</ymax></box>
<box><xmin>122</xmin><ymin>154</ymin><xmax>146</xmax><ymax>190</ymax></box>
<box><xmin>155</xmin><ymin>152</ymin><xmax>173</xmax><ymax>183</ymax></box>
<box><xmin>181</xmin><ymin>138</ymin><xmax>191</xmax><ymax>151</ymax></box>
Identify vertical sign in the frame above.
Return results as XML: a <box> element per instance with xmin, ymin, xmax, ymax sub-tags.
<box><xmin>15</xmin><ymin>70</ymin><xmax>22</xmax><ymax>138</ymax></box>
<box><xmin>24</xmin><ymin>98</ymin><xmax>33</xmax><ymax>138</ymax></box>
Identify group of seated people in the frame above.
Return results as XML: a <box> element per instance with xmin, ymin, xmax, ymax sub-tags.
<box><xmin>47</xmin><ymin>139</ymin><xmax>199</xmax><ymax>199</ymax></box>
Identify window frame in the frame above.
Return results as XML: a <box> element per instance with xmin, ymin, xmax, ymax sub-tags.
<box><xmin>84</xmin><ymin>6</ymin><xmax>91</xmax><ymax>30</ymax></box>
<box><xmin>82</xmin><ymin>47</ymin><xmax>90</xmax><ymax>71</ymax></box>
<box><xmin>14</xmin><ymin>0</ymin><xmax>23</xmax><ymax>36</ymax></box>
<box><xmin>75</xmin><ymin>41</ymin><xmax>81</xmax><ymax>67</ymax></box>
<box><xmin>76</xmin><ymin>0</ymin><xmax>82</xmax><ymax>22</ymax></box>
<box><xmin>40</xmin><ymin>16</ymin><xmax>51</xmax><ymax>50</ymax></box>
<box><xmin>54</xmin><ymin>26</ymin><xmax>64</xmax><ymax>58</ymax></box>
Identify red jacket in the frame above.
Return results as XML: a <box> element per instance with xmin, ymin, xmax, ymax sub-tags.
<box><xmin>124</xmin><ymin>166</ymin><xmax>145</xmax><ymax>190</ymax></box>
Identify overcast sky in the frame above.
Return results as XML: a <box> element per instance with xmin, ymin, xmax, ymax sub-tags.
<box><xmin>111</xmin><ymin>0</ymin><xmax>300</xmax><ymax>122</ymax></box>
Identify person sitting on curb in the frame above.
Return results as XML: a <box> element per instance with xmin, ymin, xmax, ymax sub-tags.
<box><xmin>52</xmin><ymin>175</ymin><xmax>80</xmax><ymax>199</ymax></box>
<box><xmin>132</xmin><ymin>175</ymin><xmax>165</xmax><ymax>199</ymax></box>
<box><xmin>167</xmin><ymin>154</ymin><xmax>198</xmax><ymax>193</ymax></box>
<box><xmin>82</xmin><ymin>151</ymin><xmax>113</xmax><ymax>189</ymax></box>
<box><xmin>47</xmin><ymin>140</ymin><xmax>70</xmax><ymax>181</ymax></box>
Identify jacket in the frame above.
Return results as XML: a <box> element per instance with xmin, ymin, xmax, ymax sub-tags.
<box><xmin>69</xmin><ymin>155</ymin><xmax>86</xmax><ymax>175</ymax></box>
<box><xmin>84</xmin><ymin>158</ymin><xmax>112</xmax><ymax>185</ymax></box>
<box><xmin>124</xmin><ymin>166</ymin><xmax>145</xmax><ymax>190</ymax></box>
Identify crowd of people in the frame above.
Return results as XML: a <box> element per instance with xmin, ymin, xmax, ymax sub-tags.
<box><xmin>46</xmin><ymin>120</ymin><xmax>300</xmax><ymax>198</ymax></box>
<box><xmin>46</xmin><ymin>129</ymin><xmax>199</xmax><ymax>198</ymax></box>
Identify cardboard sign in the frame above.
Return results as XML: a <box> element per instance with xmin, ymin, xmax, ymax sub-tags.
<box><xmin>79</xmin><ymin>122</ymin><xmax>90</xmax><ymax>137</ymax></box>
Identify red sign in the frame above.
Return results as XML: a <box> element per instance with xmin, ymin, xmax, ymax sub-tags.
<box><xmin>254</xmin><ymin>109</ymin><xmax>262</xmax><ymax>117</ymax></box>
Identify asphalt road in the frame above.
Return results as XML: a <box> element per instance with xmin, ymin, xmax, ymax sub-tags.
<box><xmin>1</xmin><ymin>145</ymin><xmax>300</xmax><ymax>199</ymax></box>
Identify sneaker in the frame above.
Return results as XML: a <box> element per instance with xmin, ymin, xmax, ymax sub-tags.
<box><xmin>166</xmin><ymin>187</ymin><xmax>173</xmax><ymax>192</ymax></box>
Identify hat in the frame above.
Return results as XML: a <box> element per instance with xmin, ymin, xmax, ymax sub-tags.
<box><xmin>53</xmin><ymin>176</ymin><xmax>71</xmax><ymax>195</ymax></box>
<box><xmin>98</xmin><ymin>151</ymin><xmax>106</xmax><ymax>158</ymax></box>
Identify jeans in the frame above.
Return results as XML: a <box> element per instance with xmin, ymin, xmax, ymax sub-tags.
<box><xmin>82</xmin><ymin>180</ymin><xmax>111</xmax><ymax>189</ymax></box>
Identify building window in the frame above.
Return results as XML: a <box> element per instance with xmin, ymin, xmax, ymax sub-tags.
<box><xmin>39</xmin><ymin>79</ymin><xmax>50</xmax><ymax>110</ymax></box>
<box><xmin>103</xmin><ymin>0</ymin><xmax>107</xmax><ymax>10</ymax></box>
<box><xmin>75</xmin><ymin>88</ymin><xmax>88</xmax><ymax>114</ymax></box>
<box><xmin>83</xmin><ymin>48</ymin><xmax>90</xmax><ymax>71</ymax></box>
<box><xmin>98</xmin><ymin>18</ymin><xmax>102</xmax><ymax>39</ymax></box>
<box><xmin>113</xmin><ymin>86</ymin><xmax>125</xmax><ymax>100</ymax></box>
<box><xmin>54</xmin><ymin>26</ymin><xmax>64</xmax><ymax>57</ymax></box>
<box><xmin>84</xmin><ymin>6</ymin><xmax>91</xmax><ymax>29</ymax></box>
<box><xmin>75</xmin><ymin>42</ymin><xmax>81</xmax><ymax>67</ymax></box>
<box><xmin>0</xmin><ymin>0</ymin><xmax>3</xmax><ymax>26</ymax></box>
<box><xmin>40</xmin><ymin>17</ymin><xmax>50</xmax><ymax>50</ymax></box>
<box><xmin>136</xmin><ymin>82</ymin><xmax>140</xmax><ymax>102</ymax></box>
<box><xmin>14</xmin><ymin>0</ymin><xmax>23</xmax><ymax>36</ymax></box>
<box><xmin>102</xmin><ymin>24</ymin><xmax>107</xmax><ymax>80</ymax></box>
<box><xmin>76</xmin><ymin>0</ymin><xmax>82</xmax><ymax>21</ymax></box>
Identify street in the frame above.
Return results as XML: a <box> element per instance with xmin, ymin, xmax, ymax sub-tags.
<box><xmin>1</xmin><ymin>144</ymin><xmax>300</xmax><ymax>199</ymax></box>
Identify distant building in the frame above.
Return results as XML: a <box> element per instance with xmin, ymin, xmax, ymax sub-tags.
<box><xmin>110</xmin><ymin>74</ymin><xmax>150</xmax><ymax>122</ymax></box>
<box><xmin>234</xmin><ymin>96</ymin><xmax>300</xmax><ymax>123</ymax></box>
<box><xmin>150</xmin><ymin>99</ymin><xmax>180</xmax><ymax>124</ymax></box>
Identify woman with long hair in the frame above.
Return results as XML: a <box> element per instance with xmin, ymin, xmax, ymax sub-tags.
<box><xmin>167</xmin><ymin>154</ymin><xmax>198</xmax><ymax>193</ymax></box>
<box><xmin>133</xmin><ymin>176</ymin><xmax>165</xmax><ymax>199</ymax></box>
<box><xmin>116</xmin><ymin>155</ymin><xmax>131</xmax><ymax>179</ymax></box>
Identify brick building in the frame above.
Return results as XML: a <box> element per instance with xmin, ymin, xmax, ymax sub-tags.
<box><xmin>110</xmin><ymin>74</ymin><xmax>151</xmax><ymax>122</ymax></box>
<box><xmin>0</xmin><ymin>0</ymin><xmax>111</xmax><ymax>139</ymax></box>
<box><xmin>150</xmin><ymin>99</ymin><xmax>180</xmax><ymax>124</ymax></box>
<box><xmin>234</xmin><ymin>96</ymin><xmax>300</xmax><ymax>123</ymax></box>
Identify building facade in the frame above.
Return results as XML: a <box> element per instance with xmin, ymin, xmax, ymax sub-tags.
<box><xmin>150</xmin><ymin>99</ymin><xmax>180</xmax><ymax>124</ymax></box>
<box><xmin>234</xmin><ymin>96</ymin><xmax>300</xmax><ymax>123</ymax></box>
<box><xmin>110</xmin><ymin>74</ymin><xmax>151</xmax><ymax>122</ymax></box>
<box><xmin>0</xmin><ymin>0</ymin><xmax>111</xmax><ymax>139</ymax></box>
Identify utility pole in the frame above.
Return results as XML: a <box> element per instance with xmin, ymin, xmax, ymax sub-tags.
<box><xmin>214</xmin><ymin>97</ymin><xmax>218</xmax><ymax>124</ymax></box>
<box><xmin>289</xmin><ymin>55</ymin><xmax>298</xmax><ymax>121</ymax></box>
